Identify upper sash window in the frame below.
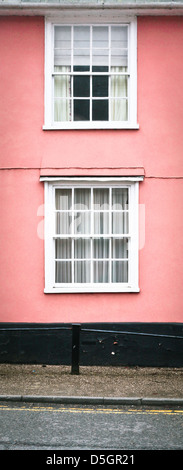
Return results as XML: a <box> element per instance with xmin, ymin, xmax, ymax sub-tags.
<box><xmin>44</xmin><ymin>18</ymin><xmax>138</xmax><ymax>129</ymax></box>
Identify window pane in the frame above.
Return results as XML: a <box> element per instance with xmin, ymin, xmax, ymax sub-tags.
<box><xmin>74</xmin><ymin>76</ymin><xmax>90</xmax><ymax>98</ymax></box>
<box><xmin>74</xmin><ymin>26</ymin><xmax>90</xmax><ymax>48</ymax></box>
<box><xmin>56</xmin><ymin>213</ymin><xmax>72</xmax><ymax>234</ymax></box>
<box><xmin>54</xmin><ymin>26</ymin><xmax>71</xmax><ymax>67</ymax></box>
<box><xmin>55</xmin><ymin>189</ymin><xmax>72</xmax><ymax>210</ymax></box>
<box><xmin>74</xmin><ymin>26</ymin><xmax>90</xmax><ymax>67</ymax></box>
<box><xmin>94</xmin><ymin>212</ymin><xmax>109</xmax><ymax>234</ymax></box>
<box><xmin>112</xmin><ymin>212</ymin><xmax>129</xmax><ymax>234</ymax></box>
<box><xmin>92</xmin><ymin>27</ymin><xmax>108</xmax><ymax>48</ymax></box>
<box><xmin>93</xmin><ymin>238</ymin><xmax>109</xmax><ymax>259</ymax></box>
<box><xmin>74</xmin><ymin>239</ymin><xmax>91</xmax><ymax>259</ymax></box>
<box><xmin>92</xmin><ymin>74</ymin><xmax>108</xmax><ymax>98</ymax></box>
<box><xmin>74</xmin><ymin>212</ymin><xmax>91</xmax><ymax>234</ymax></box>
<box><xmin>54</xmin><ymin>50</ymin><xmax>71</xmax><ymax>67</ymax></box>
<box><xmin>54</xmin><ymin>26</ymin><xmax>71</xmax><ymax>49</ymax></box>
<box><xmin>111</xmin><ymin>72</ymin><xmax>128</xmax><ymax>98</ymax></box>
<box><xmin>112</xmin><ymin>188</ymin><xmax>128</xmax><ymax>209</ymax></box>
<box><xmin>112</xmin><ymin>238</ymin><xmax>128</xmax><ymax>259</ymax></box>
<box><xmin>74</xmin><ymin>188</ymin><xmax>91</xmax><ymax>210</ymax></box>
<box><xmin>93</xmin><ymin>261</ymin><xmax>109</xmax><ymax>283</ymax></box>
<box><xmin>92</xmin><ymin>100</ymin><xmax>108</xmax><ymax>121</ymax></box>
<box><xmin>74</xmin><ymin>261</ymin><xmax>91</xmax><ymax>283</ymax></box>
<box><xmin>74</xmin><ymin>100</ymin><xmax>90</xmax><ymax>121</ymax></box>
<box><xmin>54</xmin><ymin>74</ymin><xmax>71</xmax><ymax>98</ymax></box>
<box><xmin>111</xmin><ymin>26</ymin><xmax>128</xmax><ymax>49</ymax></box>
<box><xmin>110</xmin><ymin>99</ymin><xmax>128</xmax><ymax>121</ymax></box>
<box><xmin>55</xmin><ymin>261</ymin><xmax>72</xmax><ymax>283</ymax></box>
<box><xmin>112</xmin><ymin>260</ymin><xmax>128</xmax><ymax>283</ymax></box>
<box><xmin>111</xmin><ymin>50</ymin><xmax>128</xmax><ymax>68</ymax></box>
<box><xmin>92</xmin><ymin>49</ymin><xmax>109</xmax><ymax>67</ymax></box>
<box><xmin>54</xmin><ymin>99</ymin><xmax>72</xmax><ymax>122</ymax></box>
<box><xmin>74</xmin><ymin>66</ymin><xmax>90</xmax><ymax>72</ymax></box>
<box><xmin>74</xmin><ymin>49</ymin><xmax>90</xmax><ymax>67</ymax></box>
<box><xmin>55</xmin><ymin>239</ymin><xmax>72</xmax><ymax>259</ymax></box>
<box><xmin>111</xmin><ymin>26</ymin><xmax>128</xmax><ymax>67</ymax></box>
<box><xmin>93</xmin><ymin>188</ymin><xmax>109</xmax><ymax>210</ymax></box>
<box><xmin>92</xmin><ymin>27</ymin><xmax>108</xmax><ymax>66</ymax></box>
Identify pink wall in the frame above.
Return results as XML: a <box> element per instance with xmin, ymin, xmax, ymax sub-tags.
<box><xmin>0</xmin><ymin>16</ymin><xmax>183</xmax><ymax>323</ymax></box>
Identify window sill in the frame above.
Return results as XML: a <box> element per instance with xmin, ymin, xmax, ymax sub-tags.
<box><xmin>44</xmin><ymin>286</ymin><xmax>140</xmax><ymax>294</ymax></box>
<box><xmin>43</xmin><ymin>122</ymin><xmax>139</xmax><ymax>131</ymax></box>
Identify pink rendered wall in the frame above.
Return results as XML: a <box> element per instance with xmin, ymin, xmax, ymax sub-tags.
<box><xmin>0</xmin><ymin>16</ymin><xmax>183</xmax><ymax>323</ymax></box>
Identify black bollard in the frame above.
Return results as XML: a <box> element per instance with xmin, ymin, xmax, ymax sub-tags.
<box><xmin>71</xmin><ymin>324</ymin><xmax>81</xmax><ymax>375</ymax></box>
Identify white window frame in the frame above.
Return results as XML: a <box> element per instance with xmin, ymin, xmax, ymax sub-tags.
<box><xmin>41</xmin><ymin>176</ymin><xmax>142</xmax><ymax>293</ymax></box>
<box><xmin>44</xmin><ymin>16</ymin><xmax>138</xmax><ymax>130</ymax></box>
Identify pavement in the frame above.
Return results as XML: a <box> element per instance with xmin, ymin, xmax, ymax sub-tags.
<box><xmin>0</xmin><ymin>364</ymin><xmax>183</xmax><ymax>406</ymax></box>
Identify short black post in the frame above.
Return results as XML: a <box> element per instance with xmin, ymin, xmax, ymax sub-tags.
<box><xmin>71</xmin><ymin>323</ymin><xmax>81</xmax><ymax>375</ymax></box>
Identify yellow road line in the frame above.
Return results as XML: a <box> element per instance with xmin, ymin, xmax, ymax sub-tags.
<box><xmin>0</xmin><ymin>404</ymin><xmax>182</xmax><ymax>415</ymax></box>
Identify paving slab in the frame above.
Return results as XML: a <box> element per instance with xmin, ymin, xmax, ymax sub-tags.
<box><xmin>0</xmin><ymin>364</ymin><xmax>182</xmax><ymax>404</ymax></box>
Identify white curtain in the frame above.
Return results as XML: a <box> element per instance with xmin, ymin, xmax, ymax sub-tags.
<box><xmin>74</xmin><ymin>188</ymin><xmax>91</xmax><ymax>283</ymax></box>
<box><xmin>110</xmin><ymin>67</ymin><xmax>128</xmax><ymax>121</ymax></box>
<box><xmin>55</xmin><ymin>189</ymin><xmax>72</xmax><ymax>283</ymax></box>
<box><xmin>93</xmin><ymin>188</ymin><xmax>109</xmax><ymax>282</ymax></box>
<box><xmin>54</xmin><ymin>66</ymin><xmax>71</xmax><ymax>122</ymax></box>
<box><xmin>55</xmin><ymin>188</ymin><xmax>128</xmax><ymax>283</ymax></box>
<box><xmin>112</xmin><ymin>187</ymin><xmax>128</xmax><ymax>282</ymax></box>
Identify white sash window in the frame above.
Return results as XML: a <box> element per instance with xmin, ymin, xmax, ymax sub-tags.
<box><xmin>44</xmin><ymin>18</ymin><xmax>138</xmax><ymax>129</ymax></box>
<box><xmin>41</xmin><ymin>177</ymin><xmax>142</xmax><ymax>293</ymax></box>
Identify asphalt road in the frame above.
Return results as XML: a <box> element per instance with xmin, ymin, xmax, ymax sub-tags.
<box><xmin>0</xmin><ymin>402</ymin><xmax>182</xmax><ymax>451</ymax></box>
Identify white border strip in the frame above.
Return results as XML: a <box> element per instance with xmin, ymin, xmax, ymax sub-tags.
<box><xmin>40</xmin><ymin>176</ymin><xmax>144</xmax><ymax>182</ymax></box>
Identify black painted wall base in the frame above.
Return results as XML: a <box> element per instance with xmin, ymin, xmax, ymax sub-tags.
<box><xmin>0</xmin><ymin>323</ymin><xmax>182</xmax><ymax>367</ymax></box>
